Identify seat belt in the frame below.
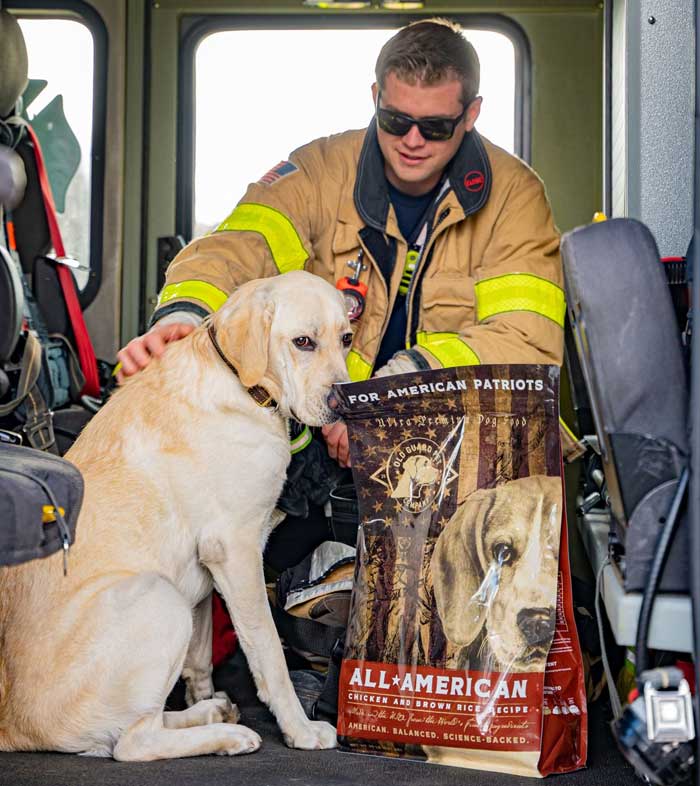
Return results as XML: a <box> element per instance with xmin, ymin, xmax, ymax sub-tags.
<box><xmin>24</xmin><ymin>124</ymin><xmax>100</xmax><ymax>398</ymax></box>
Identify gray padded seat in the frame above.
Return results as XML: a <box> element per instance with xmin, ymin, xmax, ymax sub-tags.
<box><xmin>561</xmin><ymin>218</ymin><xmax>689</xmax><ymax>591</ymax></box>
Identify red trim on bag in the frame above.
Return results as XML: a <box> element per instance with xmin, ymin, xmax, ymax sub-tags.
<box><xmin>537</xmin><ymin>474</ymin><xmax>589</xmax><ymax>775</ymax></box>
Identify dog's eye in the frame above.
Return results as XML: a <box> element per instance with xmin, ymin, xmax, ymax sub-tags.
<box><xmin>341</xmin><ymin>333</ymin><xmax>353</xmax><ymax>348</ymax></box>
<box><xmin>493</xmin><ymin>542</ymin><xmax>515</xmax><ymax>566</ymax></box>
<box><xmin>292</xmin><ymin>336</ymin><xmax>316</xmax><ymax>351</ymax></box>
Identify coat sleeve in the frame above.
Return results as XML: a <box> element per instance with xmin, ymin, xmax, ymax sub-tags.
<box><xmin>412</xmin><ymin>171</ymin><xmax>565</xmax><ymax>369</ymax></box>
<box><xmin>151</xmin><ymin>150</ymin><xmax>324</xmax><ymax>325</ymax></box>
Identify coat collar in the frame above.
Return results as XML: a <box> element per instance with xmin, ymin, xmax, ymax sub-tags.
<box><xmin>353</xmin><ymin>121</ymin><xmax>492</xmax><ymax>232</ymax></box>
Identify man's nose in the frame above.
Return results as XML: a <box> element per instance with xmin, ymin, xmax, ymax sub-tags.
<box><xmin>403</xmin><ymin>123</ymin><xmax>426</xmax><ymax>147</ymax></box>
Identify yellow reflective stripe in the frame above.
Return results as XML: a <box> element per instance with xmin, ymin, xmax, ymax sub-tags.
<box><xmin>157</xmin><ymin>280</ymin><xmax>228</xmax><ymax>312</ymax></box>
<box><xmin>416</xmin><ymin>331</ymin><xmax>479</xmax><ymax>368</ymax></box>
<box><xmin>290</xmin><ymin>425</ymin><xmax>312</xmax><ymax>454</ymax></box>
<box><xmin>216</xmin><ymin>203</ymin><xmax>308</xmax><ymax>274</ymax></box>
<box><xmin>475</xmin><ymin>273</ymin><xmax>566</xmax><ymax>328</ymax></box>
<box><xmin>346</xmin><ymin>350</ymin><xmax>372</xmax><ymax>381</ymax></box>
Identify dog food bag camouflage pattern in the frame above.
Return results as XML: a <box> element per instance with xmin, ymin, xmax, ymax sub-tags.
<box><xmin>333</xmin><ymin>364</ymin><xmax>587</xmax><ymax>777</ymax></box>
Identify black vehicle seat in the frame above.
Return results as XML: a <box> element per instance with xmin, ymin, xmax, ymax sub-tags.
<box><xmin>0</xmin><ymin>10</ymin><xmax>28</xmax><ymax>390</ymax></box>
<box><xmin>561</xmin><ymin>218</ymin><xmax>689</xmax><ymax>592</ymax></box>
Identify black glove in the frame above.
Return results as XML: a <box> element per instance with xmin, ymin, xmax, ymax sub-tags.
<box><xmin>277</xmin><ymin>432</ymin><xmax>349</xmax><ymax>518</ymax></box>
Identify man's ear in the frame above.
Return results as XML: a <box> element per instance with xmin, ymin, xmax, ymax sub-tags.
<box><xmin>430</xmin><ymin>489</ymin><xmax>491</xmax><ymax>647</ymax></box>
<box><xmin>464</xmin><ymin>96</ymin><xmax>482</xmax><ymax>132</ymax></box>
<box><xmin>215</xmin><ymin>284</ymin><xmax>274</xmax><ymax>388</ymax></box>
<box><xmin>371</xmin><ymin>82</ymin><xmax>379</xmax><ymax>105</ymax></box>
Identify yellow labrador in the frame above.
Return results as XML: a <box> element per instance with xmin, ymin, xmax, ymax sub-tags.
<box><xmin>430</xmin><ymin>475</ymin><xmax>561</xmax><ymax>672</ymax></box>
<box><xmin>0</xmin><ymin>270</ymin><xmax>351</xmax><ymax>760</ymax></box>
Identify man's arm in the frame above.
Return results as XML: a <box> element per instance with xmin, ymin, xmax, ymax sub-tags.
<box><xmin>117</xmin><ymin>149</ymin><xmax>323</xmax><ymax>379</ymax></box>
<box><xmin>403</xmin><ymin>170</ymin><xmax>564</xmax><ymax>372</ymax></box>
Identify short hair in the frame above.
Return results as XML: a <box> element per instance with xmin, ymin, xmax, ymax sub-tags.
<box><xmin>375</xmin><ymin>18</ymin><xmax>480</xmax><ymax>106</ymax></box>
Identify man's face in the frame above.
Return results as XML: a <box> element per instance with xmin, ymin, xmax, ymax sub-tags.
<box><xmin>372</xmin><ymin>72</ymin><xmax>482</xmax><ymax>197</ymax></box>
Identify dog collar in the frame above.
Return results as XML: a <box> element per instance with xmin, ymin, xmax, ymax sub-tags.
<box><xmin>207</xmin><ymin>324</ymin><xmax>278</xmax><ymax>410</ymax></box>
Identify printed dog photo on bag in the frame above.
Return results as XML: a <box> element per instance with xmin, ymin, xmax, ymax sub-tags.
<box><xmin>429</xmin><ymin>474</ymin><xmax>562</xmax><ymax>673</ymax></box>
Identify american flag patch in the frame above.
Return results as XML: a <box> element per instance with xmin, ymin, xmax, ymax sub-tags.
<box><xmin>258</xmin><ymin>160</ymin><xmax>298</xmax><ymax>185</ymax></box>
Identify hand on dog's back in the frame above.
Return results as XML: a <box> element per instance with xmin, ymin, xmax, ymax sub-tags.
<box><xmin>116</xmin><ymin>322</ymin><xmax>195</xmax><ymax>383</ymax></box>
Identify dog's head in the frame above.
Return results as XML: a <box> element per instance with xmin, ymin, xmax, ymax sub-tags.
<box><xmin>212</xmin><ymin>271</ymin><xmax>352</xmax><ymax>426</ymax></box>
<box><xmin>391</xmin><ymin>455</ymin><xmax>441</xmax><ymax>500</ymax></box>
<box><xmin>430</xmin><ymin>475</ymin><xmax>561</xmax><ymax>672</ymax></box>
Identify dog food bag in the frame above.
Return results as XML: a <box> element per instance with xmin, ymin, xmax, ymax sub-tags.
<box><xmin>333</xmin><ymin>364</ymin><xmax>587</xmax><ymax>777</ymax></box>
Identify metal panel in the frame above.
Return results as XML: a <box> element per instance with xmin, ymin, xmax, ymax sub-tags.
<box><xmin>611</xmin><ymin>0</ymin><xmax>695</xmax><ymax>256</ymax></box>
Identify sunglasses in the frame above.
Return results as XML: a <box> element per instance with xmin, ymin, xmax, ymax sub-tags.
<box><xmin>375</xmin><ymin>90</ymin><xmax>468</xmax><ymax>141</ymax></box>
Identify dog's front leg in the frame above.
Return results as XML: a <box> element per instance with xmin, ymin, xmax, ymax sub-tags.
<box><xmin>206</xmin><ymin>546</ymin><xmax>337</xmax><ymax>750</ymax></box>
<box><xmin>182</xmin><ymin>596</ymin><xmax>215</xmax><ymax>706</ymax></box>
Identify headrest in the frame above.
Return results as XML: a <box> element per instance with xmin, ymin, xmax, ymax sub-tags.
<box><xmin>0</xmin><ymin>11</ymin><xmax>28</xmax><ymax>119</ymax></box>
<box><xmin>0</xmin><ymin>146</ymin><xmax>27</xmax><ymax>208</ymax></box>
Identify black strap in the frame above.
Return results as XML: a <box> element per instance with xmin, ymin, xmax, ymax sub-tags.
<box><xmin>271</xmin><ymin>603</ymin><xmax>345</xmax><ymax>659</ymax></box>
<box><xmin>312</xmin><ymin>637</ymin><xmax>344</xmax><ymax>723</ymax></box>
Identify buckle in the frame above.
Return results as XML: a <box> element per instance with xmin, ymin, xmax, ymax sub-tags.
<box><xmin>22</xmin><ymin>409</ymin><xmax>55</xmax><ymax>450</ymax></box>
<box><xmin>249</xmin><ymin>385</ymin><xmax>276</xmax><ymax>409</ymax></box>
<box><xmin>644</xmin><ymin>678</ymin><xmax>695</xmax><ymax>743</ymax></box>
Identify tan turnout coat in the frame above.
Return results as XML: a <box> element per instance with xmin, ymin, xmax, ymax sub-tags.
<box><xmin>155</xmin><ymin>125</ymin><xmax>564</xmax><ymax>379</ymax></box>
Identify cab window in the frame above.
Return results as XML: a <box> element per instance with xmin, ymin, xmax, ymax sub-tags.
<box><xmin>186</xmin><ymin>21</ymin><xmax>523</xmax><ymax>238</ymax></box>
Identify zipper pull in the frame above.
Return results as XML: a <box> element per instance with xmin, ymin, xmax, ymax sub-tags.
<box><xmin>400</xmin><ymin>245</ymin><xmax>420</xmax><ymax>296</ymax></box>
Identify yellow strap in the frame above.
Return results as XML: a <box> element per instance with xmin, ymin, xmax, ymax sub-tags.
<box><xmin>216</xmin><ymin>203</ymin><xmax>308</xmax><ymax>274</ymax></box>
<box><xmin>416</xmin><ymin>331</ymin><xmax>479</xmax><ymax>368</ymax></box>
<box><xmin>559</xmin><ymin>416</ymin><xmax>579</xmax><ymax>442</ymax></box>
<box><xmin>157</xmin><ymin>280</ymin><xmax>228</xmax><ymax>312</ymax></box>
<box><xmin>346</xmin><ymin>350</ymin><xmax>372</xmax><ymax>381</ymax></box>
<box><xmin>475</xmin><ymin>273</ymin><xmax>566</xmax><ymax>327</ymax></box>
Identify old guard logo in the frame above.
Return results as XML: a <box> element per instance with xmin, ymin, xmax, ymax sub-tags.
<box><xmin>464</xmin><ymin>170</ymin><xmax>485</xmax><ymax>192</ymax></box>
<box><xmin>371</xmin><ymin>438</ymin><xmax>445</xmax><ymax>513</ymax></box>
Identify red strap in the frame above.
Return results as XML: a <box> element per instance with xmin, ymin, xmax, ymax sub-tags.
<box><xmin>25</xmin><ymin>125</ymin><xmax>100</xmax><ymax>398</ymax></box>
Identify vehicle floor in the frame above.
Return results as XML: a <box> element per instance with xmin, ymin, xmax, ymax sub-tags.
<box><xmin>1</xmin><ymin>649</ymin><xmax>640</xmax><ymax>786</ymax></box>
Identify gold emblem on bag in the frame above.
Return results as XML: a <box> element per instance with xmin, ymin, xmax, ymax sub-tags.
<box><xmin>370</xmin><ymin>438</ymin><xmax>456</xmax><ymax>513</ymax></box>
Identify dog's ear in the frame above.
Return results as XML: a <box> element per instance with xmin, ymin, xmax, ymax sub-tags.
<box><xmin>430</xmin><ymin>489</ymin><xmax>493</xmax><ymax>647</ymax></box>
<box><xmin>216</xmin><ymin>283</ymin><xmax>275</xmax><ymax>387</ymax></box>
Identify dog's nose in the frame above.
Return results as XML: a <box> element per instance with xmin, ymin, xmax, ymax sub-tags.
<box><xmin>516</xmin><ymin>607</ymin><xmax>555</xmax><ymax>646</ymax></box>
<box><xmin>327</xmin><ymin>390</ymin><xmax>340</xmax><ymax>410</ymax></box>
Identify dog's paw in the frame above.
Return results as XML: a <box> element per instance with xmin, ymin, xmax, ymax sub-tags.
<box><xmin>283</xmin><ymin>720</ymin><xmax>337</xmax><ymax>750</ymax></box>
<box><xmin>209</xmin><ymin>692</ymin><xmax>241</xmax><ymax>724</ymax></box>
<box><xmin>217</xmin><ymin>725</ymin><xmax>262</xmax><ymax>756</ymax></box>
<box><xmin>182</xmin><ymin>667</ymin><xmax>215</xmax><ymax>708</ymax></box>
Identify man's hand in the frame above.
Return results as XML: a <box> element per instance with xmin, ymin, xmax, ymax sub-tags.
<box><xmin>116</xmin><ymin>322</ymin><xmax>195</xmax><ymax>383</ymax></box>
<box><xmin>373</xmin><ymin>351</ymin><xmax>420</xmax><ymax>378</ymax></box>
<box><xmin>321</xmin><ymin>421</ymin><xmax>351</xmax><ymax>468</ymax></box>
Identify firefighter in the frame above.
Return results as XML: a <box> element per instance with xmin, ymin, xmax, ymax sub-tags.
<box><xmin>117</xmin><ymin>17</ymin><xmax>564</xmax><ymax>566</ymax></box>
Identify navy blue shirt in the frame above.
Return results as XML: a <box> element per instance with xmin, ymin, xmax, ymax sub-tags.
<box><xmin>374</xmin><ymin>181</ymin><xmax>442</xmax><ymax>370</ymax></box>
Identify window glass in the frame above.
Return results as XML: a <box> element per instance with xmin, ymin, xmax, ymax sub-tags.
<box><xmin>17</xmin><ymin>18</ymin><xmax>94</xmax><ymax>289</ymax></box>
<box><xmin>194</xmin><ymin>27</ymin><xmax>515</xmax><ymax>236</ymax></box>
